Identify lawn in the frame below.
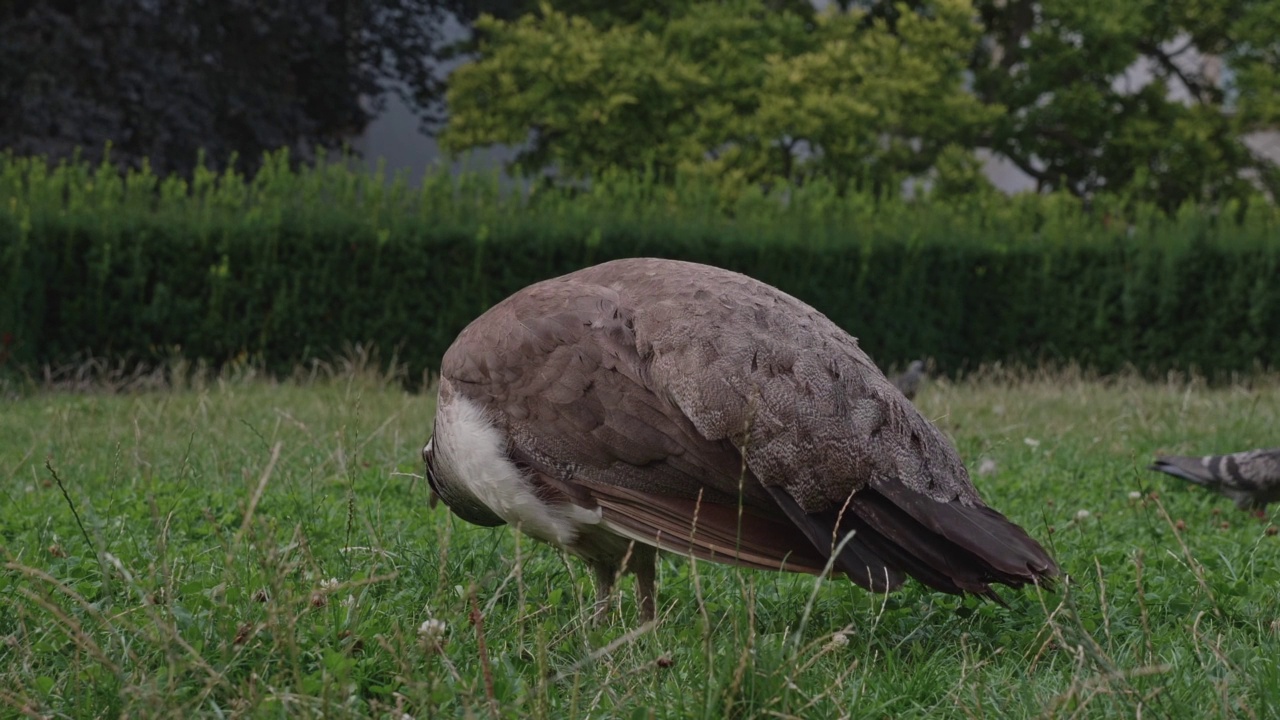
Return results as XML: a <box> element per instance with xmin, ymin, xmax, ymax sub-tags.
<box><xmin>1</xmin><ymin>363</ymin><xmax>1278</xmax><ymax>719</ymax></box>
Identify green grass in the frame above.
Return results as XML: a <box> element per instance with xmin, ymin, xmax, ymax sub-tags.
<box><xmin>1</xmin><ymin>362</ymin><xmax>1279</xmax><ymax>719</ymax></box>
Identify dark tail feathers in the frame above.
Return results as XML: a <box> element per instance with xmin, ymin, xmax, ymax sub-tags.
<box><xmin>768</xmin><ymin>481</ymin><xmax>1059</xmax><ymax>600</ymax></box>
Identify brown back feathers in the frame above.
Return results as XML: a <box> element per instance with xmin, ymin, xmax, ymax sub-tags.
<box><xmin>431</xmin><ymin>258</ymin><xmax>1059</xmax><ymax>607</ymax></box>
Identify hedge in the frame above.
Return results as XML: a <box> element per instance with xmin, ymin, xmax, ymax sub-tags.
<box><xmin>2</xmin><ymin>151</ymin><xmax>1278</xmax><ymax>385</ymax></box>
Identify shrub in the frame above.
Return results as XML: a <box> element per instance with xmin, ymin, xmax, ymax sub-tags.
<box><xmin>1</xmin><ymin>152</ymin><xmax>1276</xmax><ymax>384</ymax></box>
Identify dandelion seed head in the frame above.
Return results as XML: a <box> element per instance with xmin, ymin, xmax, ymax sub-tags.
<box><xmin>825</xmin><ymin>631</ymin><xmax>850</xmax><ymax>651</ymax></box>
<box><xmin>418</xmin><ymin>618</ymin><xmax>447</xmax><ymax>643</ymax></box>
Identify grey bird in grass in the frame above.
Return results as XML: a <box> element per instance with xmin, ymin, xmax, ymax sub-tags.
<box><xmin>892</xmin><ymin>360</ymin><xmax>927</xmax><ymax>401</ymax></box>
<box><xmin>1149</xmin><ymin>448</ymin><xmax>1280</xmax><ymax>510</ymax></box>
<box><xmin>423</xmin><ymin>258</ymin><xmax>1058</xmax><ymax>622</ymax></box>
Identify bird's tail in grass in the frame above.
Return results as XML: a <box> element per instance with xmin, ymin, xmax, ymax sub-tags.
<box><xmin>768</xmin><ymin>481</ymin><xmax>1059</xmax><ymax>600</ymax></box>
<box><xmin>859</xmin><ymin>479</ymin><xmax>1059</xmax><ymax>598</ymax></box>
<box><xmin>1148</xmin><ymin>456</ymin><xmax>1219</xmax><ymax>488</ymax></box>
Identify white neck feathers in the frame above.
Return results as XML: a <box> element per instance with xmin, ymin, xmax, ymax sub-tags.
<box><xmin>432</xmin><ymin>393</ymin><xmax>601</xmax><ymax>547</ymax></box>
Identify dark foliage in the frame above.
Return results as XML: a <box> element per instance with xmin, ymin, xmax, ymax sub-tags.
<box><xmin>0</xmin><ymin>0</ymin><xmax>466</xmax><ymax>175</ymax></box>
<box><xmin>2</xmin><ymin>156</ymin><xmax>1276</xmax><ymax>386</ymax></box>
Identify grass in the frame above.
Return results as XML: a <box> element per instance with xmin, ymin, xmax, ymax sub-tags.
<box><xmin>1</xmin><ymin>361</ymin><xmax>1279</xmax><ymax>719</ymax></box>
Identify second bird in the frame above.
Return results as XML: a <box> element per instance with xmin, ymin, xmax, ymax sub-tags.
<box><xmin>1149</xmin><ymin>448</ymin><xmax>1280</xmax><ymax>510</ymax></box>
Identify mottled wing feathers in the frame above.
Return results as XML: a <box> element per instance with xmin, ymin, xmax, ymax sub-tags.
<box><xmin>442</xmin><ymin>277</ymin><xmax>771</xmax><ymax>508</ymax></box>
<box><xmin>440</xmin><ymin>258</ymin><xmax>1058</xmax><ymax>597</ymax></box>
<box><xmin>440</xmin><ymin>279</ymin><xmax>833</xmax><ymax>571</ymax></box>
<box><xmin>1235</xmin><ymin>449</ymin><xmax>1280</xmax><ymax>486</ymax></box>
<box><xmin>568</xmin><ymin>258</ymin><xmax>977</xmax><ymax>511</ymax></box>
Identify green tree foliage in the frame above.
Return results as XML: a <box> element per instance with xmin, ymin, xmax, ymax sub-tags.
<box><xmin>0</xmin><ymin>0</ymin><xmax>469</xmax><ymax>175</ymax></box>
<box><xmin>442</xmin><ymin>0</ymin><xmax>999</xmax><ymax>193</ymax></box>
<box><xmin>453</xmin><ymin>0</ymin><xmax>1280</xmax><ymax>208</ymax></box>
<box><xmin>964</xmin><ymin>0</ymin><xmax>1280</xmax><ymax>208</ymax></box>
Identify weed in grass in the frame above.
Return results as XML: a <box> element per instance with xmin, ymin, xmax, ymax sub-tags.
<box><xmin>0</xmin><ymin>362</ymin><xmax>1277</xmax><ymax>717</ymax></box>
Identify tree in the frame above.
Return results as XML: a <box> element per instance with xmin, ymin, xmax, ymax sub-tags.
<box><xmin>441</xmin><ymin>0</ymin><xmax>999</xmax><ymax>194</ymax></box>
<box><xmin>963</xmin><ymin>0</ymin><xmax>1280</xmax><ymax>208</ymax></box>
<box><xmin>452</xmin><ymin>0</ymin><xmax>1280</xmax><ymax>208</ymax></box>
<box><xmin>0</xmin><ymin>0</ymin><xmax>466</xmax><ymax>175</ymax></box>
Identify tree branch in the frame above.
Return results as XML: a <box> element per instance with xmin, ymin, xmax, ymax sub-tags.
<box><xmin>1138</xmin><ymin>41</ymin><xmax>1220</xmax><ymax>105</ymax></box>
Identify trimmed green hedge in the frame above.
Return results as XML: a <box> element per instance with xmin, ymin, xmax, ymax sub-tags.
<box><xmin>2</xmin><ymin>151</ymin><xmax>1278</xmax><ymax>383</ymax></box>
